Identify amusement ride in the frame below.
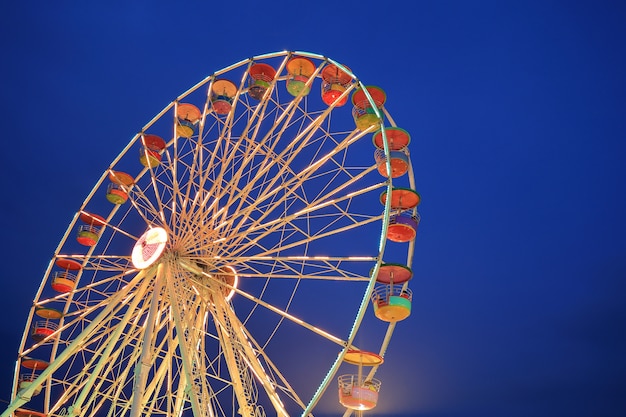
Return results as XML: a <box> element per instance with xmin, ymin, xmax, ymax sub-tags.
<box><xmin>3</xmin><ymin>51</ymin><xmax>421</xmax><ymax>417</ymax></box>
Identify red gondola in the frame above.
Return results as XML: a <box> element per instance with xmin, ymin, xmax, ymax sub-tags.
<box><xmin>76</xmin><ymin>212</ymin><xmax>106</xmax><ymax>247</ymax></box>
<box><xmin>321</xmin><ymin>63</ymin><xmax>352</xmax><ymax>106</ymax></box>
<box><xmin>351</xmin><ymin>86</ymin><xmax>386</xmax><ymax>130</ymax></box>
<box><xmin>248</xmin><ymin>63</ymin><xmax>276</xmax><ymax>100</ymax></box>
<box><xmin>139</xmin><ymin>134</ymin><xmax>166</xmax><ymax>168</ymax></box>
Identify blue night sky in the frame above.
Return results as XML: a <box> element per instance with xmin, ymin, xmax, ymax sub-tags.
<box><xmin>1</xmin><ymin>1</ymin><xmax>625</xmax><ymax>416</ymax></box>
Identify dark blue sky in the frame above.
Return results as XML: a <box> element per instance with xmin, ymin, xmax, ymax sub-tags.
<box><xmin>1</xmin><ymin>2</ymin><xmax>625</xmax><ymax>416</ymax></box>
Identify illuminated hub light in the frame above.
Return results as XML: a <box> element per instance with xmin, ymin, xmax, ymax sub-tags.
<box><xmin>132</xmin><ymin>227</ymin><xmax>168</xmax><ymax>269</ymax></box>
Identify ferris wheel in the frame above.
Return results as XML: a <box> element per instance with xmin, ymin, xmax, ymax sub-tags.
<box><xmin>4</xmin><ymin>51</ymin><xmax>421</xmax><ymax>417</ymax></box>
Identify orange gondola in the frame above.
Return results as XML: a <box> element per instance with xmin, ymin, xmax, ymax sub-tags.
<box><xmin>106</xmin><ymin>171</ymin><xmax>134</xmax><ymax>204</ymax></box>
<box><xmin>211</xmin><ymin>79</ymin><xmax>238</xmax><ymax>115</ymax></box>
<box><xmin>51</xmin><ymin>258</ymin><xmax>81</xmax><ymax>293</ymax></box>
<box><xmin>18</xmin><ymin>357</ymin><xmax>49</xmax><ymax>397</ymax></box>
<box><xmin>371</xmin><ymin>263</ymin><xmax>414</xmax><ymax>322</ymax></box>
<box><xmin>30</xmin><ymin>307</ymin><xmax>62</xmax><ymax>342</ymax></box>
<box><xmin>372</xmin><ymin>285</ymin><xmax>413</xmax><ymax>322</ymax></box>
<box><xmin>176</xmin><ymin>103</ymin><xmax>202</xmax><ymax>138</ymax></box>
<box><xmin>286</xmin><ymin>56</ymin><xmax>316</xmax><ymax>97</ymax></box>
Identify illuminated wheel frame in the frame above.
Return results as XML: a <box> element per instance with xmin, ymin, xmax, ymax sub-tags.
<box><xmin>5</xmin><ymin>51</ymin><xmax>417</xmax><ymax>417</ymax></box>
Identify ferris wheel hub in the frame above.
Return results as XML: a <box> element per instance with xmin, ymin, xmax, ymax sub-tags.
<box><xmin>131</xmin><ymin>227</ymin><xmax>168</xmax><ymax>269</ymax></box>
